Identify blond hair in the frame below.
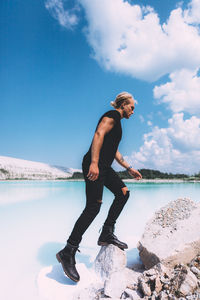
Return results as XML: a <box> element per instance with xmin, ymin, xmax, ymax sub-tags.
<box><xmin>110</xmin><ymin>92</ymin><xmax>133</xmax><ymax>109</ymax></box>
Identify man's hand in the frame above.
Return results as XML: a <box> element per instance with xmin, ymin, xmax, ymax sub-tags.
<box><xmin>128</xmin><ymin>168</ymin><xmax>142</xmax><ymax>180</ymax></box>
<box><xmin>87</xmin><ymin>162</ymin><xmax>99</xmax><ymax>181</ymax></box>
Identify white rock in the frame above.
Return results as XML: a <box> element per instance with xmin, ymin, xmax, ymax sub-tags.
<box><xmin>138</xmin><ymin>278</ymin><xmax>151</xmax><ymax>296</ymax></box>
<box><xmin>179</xmin><ymin>268</ymin><xmax>198</xmax><ymax>296</ymax></box>
<box><xmin>124</xmin><ymin>288</ymin><xmax>143</xmax><ymax>299</ymax></box>
<box><xmin>123</xmin><ymin>267</ymin><xmax>141</xmax><ymax>287</ymax></box>
<box><xmin>73</xmin><ymin>283</ymin><xmax>103</xmax><ymax>300</ymax></box>
<box><xmin>104</xmin><ymin>271</ymin><xmax>127</xmax><ymax>298</ymax></box>
<box><xmin>191</xmin><ymin>266</ymin><xmax>200</xmax><ymax>276</ymax></box>
<box><xmin>155</xmin><ymin>276</ymin><xmax>162</xmax><ymax>293</ymax></box>
<box><xmin>103</xmin><ymin>267</ymin><xmax>140</xmax><ymax>299</ymax></box>
<box><xmin>154</xmin><ymin>263</ymin><xmax>171</xmax><ymax>277</ymax></box>
<box><xmin>101</xmin><ymin>298</ymin><xmax>128</xmax><ymax>300</ymax></box>
<box><xmin>94</xmin><ymin>245</ymin><xmax>126</xmax><ymax>280</ymax></box>
<box><xmin>144</xmin><ymin>268</ymin><xmax>157</xmax><ymax>276</ymax></box>
<box><xmin>159</xmin><ymin>291</ymin><xmax>169</xmax><ymax>299</ymax></box>
<box><xmin>138</xmin><ymin>198</ymin><xmax>200</xmax><ymax>269</ymax></box>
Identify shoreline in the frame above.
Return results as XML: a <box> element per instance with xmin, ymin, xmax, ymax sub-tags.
<box><xmin>124</xmin><ymin>178</ymin><xmax>200</xmax><ymax>183</ymax></box>
<box><xmin>0</xmin><ymin>179</ymin><xmax>200</xmax><ymax>183</ymax></box>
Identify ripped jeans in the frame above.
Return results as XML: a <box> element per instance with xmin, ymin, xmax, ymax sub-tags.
<box><xmin>67</xmin><ymin>160</ymin><xmax>130</xmax><ymax>246</ymax></box>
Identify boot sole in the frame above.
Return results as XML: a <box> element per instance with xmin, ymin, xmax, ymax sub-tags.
<box><xmin>56</xmin><ymin>253</ymin><xmax>80</xmax><ymax>282</ymax></box>
<box><xmin>98</xmin><ymin>241</ymin><xmax>128</xmax><ymax>250</ymax></box>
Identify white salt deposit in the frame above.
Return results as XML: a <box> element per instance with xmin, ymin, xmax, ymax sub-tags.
<box><xmin>0</xmin><ymin>155</ymin><xmax>72</xmax><ymax>179</ymax></box>
<box><xmin>37</xmin><ymin>263</ymin><xmax>102</xmax><ymax>300</ymax></box>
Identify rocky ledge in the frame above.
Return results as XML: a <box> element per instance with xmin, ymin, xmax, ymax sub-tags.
<box><xmin>138</xmin><ymin>198</ymin><xmax>200</xmax><ymax>269</ymax></box>
<box><xmin>75</xmin><ymin>198</ymin><xmax>200</xmax><ymax>299</ymax></box>
<box><xmin>75</xmin><ymin>248</ymin><xmax>200</xmax><ymax>299</ymax></box>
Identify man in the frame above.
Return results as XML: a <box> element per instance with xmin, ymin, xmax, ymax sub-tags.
<box><xmin>56</xmin><ymin>92</ymin><xmax>142</xmax><ymax>282</ymax></box>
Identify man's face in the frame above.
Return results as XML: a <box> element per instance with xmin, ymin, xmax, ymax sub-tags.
<box><xmin>123</xmin><ymin>98</ymin><xmax>135</xmax><ymax>119</ymax></box>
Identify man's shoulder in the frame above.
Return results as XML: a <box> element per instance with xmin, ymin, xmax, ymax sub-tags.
<box><xmin>96</xmin><ymin>110</ymin><xmax>121</xmax><ymax>128</ymax></box>
<box><xmin>101</xmin><ymin>110</ymin><xmax>121</xmax><ymax>121</ymax></box>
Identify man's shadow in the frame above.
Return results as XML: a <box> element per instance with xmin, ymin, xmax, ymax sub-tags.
<box><xmin>37</xmin><ymin>242</ymin><xmax>93</xmax><ymax>285</ymax></box>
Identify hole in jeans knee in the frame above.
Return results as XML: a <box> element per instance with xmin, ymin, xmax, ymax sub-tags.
<box><xmin>97</xmin><ymin>199</ymin><xmax>102</xmax><ymax>203</ymax></box>
<box><xmin>121</xmin><ymin>187</ymin><xmax>128</xmax><ymax>196</ymax></box>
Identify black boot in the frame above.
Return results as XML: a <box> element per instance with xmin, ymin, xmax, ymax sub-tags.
<box><xmin>97</xmin><ymin>225</ymin><xmax>128</xmax><ymax>250</ymax></box>
<box><xmin>56</xmin><ymin>242</ymin><xmax>80</xmax><ymax>282</ymax></box>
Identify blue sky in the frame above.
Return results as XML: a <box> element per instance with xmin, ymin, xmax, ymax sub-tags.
<box><xmin>1</xmin><ymin>0</ymin><xmax>200</xmax><ymax>173</ymax></box>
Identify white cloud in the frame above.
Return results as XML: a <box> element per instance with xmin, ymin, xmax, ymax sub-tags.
<box><xmin>126</xmin><ymin>113</ymin><xmax>200</xmax><ymax>174</ymax></box>
<box><xmin>44</xmin><ymin>0</ymin><xmax>200</xmax><ymax>81</ymax></box>
<box><xmin>80</xmin><ymin>0</ymin><xmax>200</xmax><ymax>81</ymax></box>
<box><xmin>139</xmin><ymin>115</ymin><xmax>145</xmax><ymax>123</ymax></box>
<box><xmin>43</xmin><ymin>0</ymin><xmax>200</xmax><ymax>174</ymax></box>
<box><xmin>147</xmin><ymin>120</ymin><xmax>152</xmax><ymax>126</ymax></box>
<box><xmin>45</xmin><ymin>0</ymin><xmax>79</xmax><ymax>29</ymax></box>
<box><xmin>184</xmin><ymin>0</ymin><xmax>200</xmax><ymax>24</ymax></box>
<box><xmin>153</xmin><ymin>68</ymin><xmax>200</xmax><ymax>114</ymax></box>
<box><xmin>157</xmin><ymin>111</ymin><xmax>166</xmax><ymax>120</ymax></box>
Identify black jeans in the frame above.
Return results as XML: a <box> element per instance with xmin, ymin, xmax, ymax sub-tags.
<box><xmin>67</xmin><ymin>160</ymin><xmax>129</xmax><ymax>246</ymax></box>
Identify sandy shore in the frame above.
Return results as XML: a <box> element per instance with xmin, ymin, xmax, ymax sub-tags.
<box><xmin>123</xmin><ymin>179</ymin><xmax>200</xmax><ymax>183</ymax></box>
<box><xmin>0</xmin><ymin>179</ymin><xmax>200</xmax><ymax>183</ymax></box>
<box><xmin>65</xmin><ymin>179</ymin><xmax>200</xmax><ymax>183</ymax></box>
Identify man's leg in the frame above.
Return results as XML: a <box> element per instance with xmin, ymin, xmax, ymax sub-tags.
<box><xmin>98</xmin><ymin>167</ymin><xmax>130</xmax><ymax>249</ymax></box>
<box><xmin>57</xmin><ymin>163</ymin><xmax>105</xmax><ymax>282</ymax></box>
<box><xmin>67</xmin><ymin>164</ymin><xmax>105</xmax><ymax>246</ymax></box>
<box><xmin>67</xmin><ymin>188</ymin><xmax>103</xmax><ymax>246</ymax></box>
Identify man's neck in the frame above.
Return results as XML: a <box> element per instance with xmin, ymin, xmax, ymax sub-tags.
<box><xmin>116</xmin><ymin>108</ymin><xmax>123</xmax><ymax>119</ymax></box>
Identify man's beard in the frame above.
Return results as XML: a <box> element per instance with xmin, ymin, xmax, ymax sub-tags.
<box><xmin>123</xmin><ymin>110</ymin><xmax>129</xmax><ymax>119</ymax></box>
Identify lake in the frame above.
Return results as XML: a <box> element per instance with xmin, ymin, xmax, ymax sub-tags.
<box><xmin>0</xmin><ymin>180</ymin><xmax>199</xmax><ymax>300</ymax></box>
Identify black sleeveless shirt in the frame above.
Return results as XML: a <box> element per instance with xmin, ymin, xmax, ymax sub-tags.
<box><xmin>83</xmin><ymin>110</ymin><xmax>122</xmax><ymax>167</ymax></box>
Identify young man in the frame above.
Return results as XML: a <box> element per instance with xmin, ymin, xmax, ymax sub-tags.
<box><xmin>56</xmin><ymin>92</ymin><xmax>142</xmax><ymax>282</ymax></box>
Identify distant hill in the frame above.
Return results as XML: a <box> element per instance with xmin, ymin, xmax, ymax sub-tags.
<box><xmin>0</xmin><ymin>156</ymin><xmax>72</xmax><ymax>180</ymax></box>
<box><xmin>117</xmin><ymin>169</ymin><xmax>190</xmax><ymax>180</ymax></box>
<box><xmin>0</xmin><ymin>155</ymin><xmax>199</xmax><ymax>180</ymax></box>
<box><xmin>53</xmin><ymin>165</ymin><xmax>82</xmax><ymax>174</ymax></box>
<box><xmin>69</xmin><ymin>169</ymin><xmax>200</xmax><ymax>180</ymax></box>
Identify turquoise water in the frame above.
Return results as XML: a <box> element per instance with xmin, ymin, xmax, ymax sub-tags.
<box><xmin>0</xmin><ymin>180</ymin><xmax>199</xmax><ymax>300</ymax></box>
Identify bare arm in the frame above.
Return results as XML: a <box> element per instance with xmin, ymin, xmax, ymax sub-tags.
<box><xmin>115</xmin><ymin>150</ymin><xmax>130</xmax><ymax>169</ymax></box>
<box><xmin>115</xmin><ymin>150</ymin><xmax>142</xmax><ymax>180</ymax></box>
<box><xmin>87</xmin><ymin>117</ymin><xmax>115</xmax><ymax>181</ymax></box>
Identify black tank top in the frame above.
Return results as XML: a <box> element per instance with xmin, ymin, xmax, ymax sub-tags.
<box><xmin>83</xmin><ymin>110</ymin><xmax>122</xmax><ymax>167</ymax></box>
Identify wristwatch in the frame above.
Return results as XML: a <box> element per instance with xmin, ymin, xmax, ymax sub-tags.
<box><xmin>126</xmin><ymin>166</ymin><xmax>133</xmax><ymax>171</ymax></box>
